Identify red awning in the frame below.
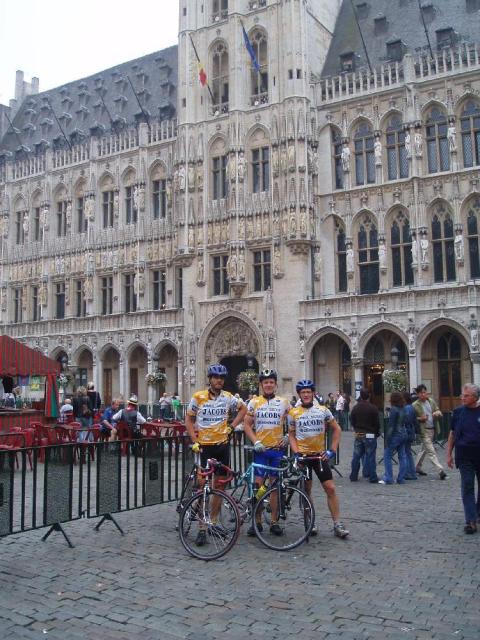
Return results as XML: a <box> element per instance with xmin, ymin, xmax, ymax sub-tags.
<box><xmin>0</xmin><ymin>335</ymin><xmax>60</xmax><ymax>377</ymax></box>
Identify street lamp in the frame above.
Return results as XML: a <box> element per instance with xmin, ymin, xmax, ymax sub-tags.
<box><xmin>390</xmin><ymin>346</ymin><xmax>399</xmax><ymax>370</ymax></box>
<box><xmin>246</xmin><ymin>352</ymin><xmax>255</xmax><ymax>368</ymax></box>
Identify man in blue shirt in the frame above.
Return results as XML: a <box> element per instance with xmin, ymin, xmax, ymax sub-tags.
<box><xmin>447</xmin><ymin>383</ymin><xmax>480</xmax><ymax>534</ymax></box>
<box><xmin>100</xmin><ymin>398</ymin><xmax>120</xmax><ymax>441</ymax></box>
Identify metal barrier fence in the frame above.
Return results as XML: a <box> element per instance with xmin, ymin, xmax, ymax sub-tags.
<box><xmin>0</xmin><ymin>430</ymin><xmax>341</xmax><ymax>546</ymax></box>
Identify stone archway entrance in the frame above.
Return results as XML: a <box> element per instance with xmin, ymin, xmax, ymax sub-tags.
<box><xmin>220</xmin><ymin>355</ymin><xmax>259</xmax><ymax>395</ymax></box>
<box><xmin>204</xmin><ymin>317</ymin><xmax>260</xmax><ymax>395</ymax></box>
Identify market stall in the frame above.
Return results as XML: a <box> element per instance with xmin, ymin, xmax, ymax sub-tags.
<box><xmin>0</xmin><ymin>335</ymin><xmax>60</xmax><ymax>432</ymax></box>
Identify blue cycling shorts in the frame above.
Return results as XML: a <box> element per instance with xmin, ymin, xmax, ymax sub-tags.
<box><xmin>253</xmin><ymin>449</ymin><xmax>284</xmax><ymax>477</ymax></box>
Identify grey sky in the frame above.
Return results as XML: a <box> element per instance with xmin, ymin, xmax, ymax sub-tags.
<box><xmin>0</xmin><ymin>0</ymin><xmax>179</xmax><ymax>105</ymax></box>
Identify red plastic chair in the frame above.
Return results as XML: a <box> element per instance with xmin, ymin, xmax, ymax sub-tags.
<box><xmin>116</xmin><ymin>421</ymin><xmax>132</xmax><ymax>456</ymax></box>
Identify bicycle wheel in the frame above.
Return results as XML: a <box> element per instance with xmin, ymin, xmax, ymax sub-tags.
<box><xmin>179</xmin><ymin>488</ymin><xmax>241</xmax><ymax>560</ymax></box>
<box><xmin>176</xmin><ymin>467</ymin><xmax>197</xmax><ymax>515</ymax></box>
<box><xmin>253</xmin><ymin>485</ymin><xmax>314</xmax><ymax>551</ymax></box>
<box><xmin>297</xmin><ymin>476</ymin><xmax>315</xmax><ymax>534</ymax></box>
<box><xmin>226</xmin><ymin>483</ymin><xmax>251</xmax><ymax>526</ymax></box>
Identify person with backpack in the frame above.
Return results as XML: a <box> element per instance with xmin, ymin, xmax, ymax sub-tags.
<box><xmin>111</xmin><ymin>395</ymin><xmax>146</xmax><ymax>453</ymax></box>
<box><xmin>379</xmin><ymin>391</ymin><xmax>408</xmax><ymax>485</ymax></box>
<box><xmin>72</xmin><ymin>386</ymin><xmax>92</xmax><ymax>442</ymax></box>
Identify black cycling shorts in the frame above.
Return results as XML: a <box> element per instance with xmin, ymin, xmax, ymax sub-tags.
<box><xmin>200</xmin><ymin>443</ymin><xmax>230</xmax><ymax>474</ymax></box>
<box><xmin>300</xmin><ymin>459</ymin><xmax>333</xmax><ymax>483</ymax></box>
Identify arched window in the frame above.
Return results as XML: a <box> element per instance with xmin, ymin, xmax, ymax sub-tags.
<box><xmin>336</xmin><ymin>225</ymin><xmax>347</xmax><ymax>292</ymax></box>
<box><xmin>438</xmin><ymin>332</ymin><xmax>462</xmax><ymax>409</ymax></box>
<box><xmin>466</xmin><ymin>198</ymin><xmax>480</xmax><ymax>278</ymax></box>
<box><xmin>391</xmin><ymin>212</ymin><xmax>413</xmax><ymax>286</ymax></box>
<box><xmin>460</xmin><ymin>101</ymin><xmax>480</xmax><ymax>168</ymax></box>
<box><xmin>14</xmin><ymin>201</ymin><xmax>26</xmax><ymax>245</ymax></box>
<box><xmin>393</xmin><ymin>339</ymin><xmax>408</xmax><ymax>369</ymax></box>
<box><xmin>358</xmin><ymin>218</ymin><xmax>379</xmax><ymax>294</ymax></box>
<box><xmin>365</xmin><ymin>337</ymin><xmax>384</xmax><ymax>364</ymax></box>
<box><xmin>386</xmin><ymin>116</ymin><xmax>408</xmax><ymax>180</ymax></box>
<box><xmin>426</xmin><ymin>108</ymin><xmax>450</xmax><ymax>173</ymax></box>
<box><xmin>55</xmin><ymin>189</ymin><xmax>68</xmax><ymax>237</ymax></box>
<box><xmin>354</xmin><ymin>122</ymin><xmax>375</xmax><ymax>186</ymax></box>
<box><xmin>211</xmin><ymin>41</ymin><xmax>229</xmax><ymax>113</ymax></box>
<box><xmin>212</xmin><ymin>0</ymin><xmax>228</xmax><ymax>22</ymax></box>
<box><xmin>250</xmin><ymin>30</ymin><xmax>268</xmax><ymax>104</ymax></box>
<box><xmin>432</xmin><ymin>206</ymin><xmax>456</xmax><ymax>282</ymax></box>
<box><xmin>123</xmin><ymin>170</ymin><xmax>136</xmax><ymax>225</ymax></box>
<box><xmin>332</xmin><ymin>129</ymin><xmax>344</xmax><ymax>190</ymax></box>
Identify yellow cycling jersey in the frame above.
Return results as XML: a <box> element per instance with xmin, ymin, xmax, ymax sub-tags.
<box><xmin>187</xmin><ymin>389</ymin><xmax>242</xmax><ymax>445</ymax></box>
<box><xmin>288</xmin><ymin>404</ymin><xmax>333</xmax><ymax>454</ymax></box>
<box><xmin>247</xmin><ymin>395</ymin><xmax>289</xmax><ymax>448</ymax></box>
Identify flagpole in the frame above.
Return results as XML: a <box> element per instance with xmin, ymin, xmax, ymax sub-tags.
<box><xmin>188</xmin><ymin>33</ymin><xmax>216</xmax><ymax>105</ymax></box>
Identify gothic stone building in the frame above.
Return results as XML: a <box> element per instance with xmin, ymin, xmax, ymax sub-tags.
<box><xmin>0</xmin><ymin>0</ymin><xmax>480</xmax><ymax>410</ymax></box>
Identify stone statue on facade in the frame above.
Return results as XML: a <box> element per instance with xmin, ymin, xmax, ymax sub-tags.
<box><xmin>22</xmin><ymin>212</ymin><xmax>29</xmax><ymax>235</ymax></box>
<box><xmin>227</xmin><ymin>254</ymin><xmax>238</xmax><ymax>281</ymax></box>
<box><xmin>238</xmin><ymin>251</ymin><xmax>246</xmax><ymax>280</ymax></box>
<box><xmin>379</xmin><ymin>241</ymin><xmax>387</xmax><ymax>271</ymax></box>
<box><xmin>346</xmin><ymin>246</ymin><xmax>354</xmax><ymax>273</ymax></box>
<box><xmin>447</xmin><ymin>124</ymin><xmax>457</xmax><ymax>152</ymax></box>
<box><xmin>374</xmin><ymin>139</ymin><xmax>382</xmax><ymax>164</ymax></box>
<box><xmin>341</xmin><ymin>144</ymin><xmax>351</xmax><ymax>172</ymax></box>
<box><xmin>405</xmin><ymin>131</ymin><xmax>412</xmax><ymax>158</ymax></box>
<box><xmin>84</xmin><ymin>276</ymin><xmax>93</xmax><ymax>301</ymax></box>
<box><xmin>420</xmin><ymin>237</ymin><xmax>429</xmax><ymax>264</ymax></box>
<box><xmin>237</xmin><ymin>152</ymin><xmax>245</xmax><ymax>181</ymax></box>
<box><xmin>454</xmin><ymin>232</ymin><xmax>464</xmax><ymax>261</ymax></box>
<box><xmin>414</xmin><ymin>131</ymin><xmax>423</xmax><ymax>156</ymax></box>
<box><xmin>273</xmin><ymin>246</ymin><xmax>281</xmax><ymax>277</ymax></box>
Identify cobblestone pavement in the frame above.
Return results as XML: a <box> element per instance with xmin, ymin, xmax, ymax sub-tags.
<box><xmin>0</xmin><ymin>433</ymin><xmax>478</xmax><ymax>640</ymax></box>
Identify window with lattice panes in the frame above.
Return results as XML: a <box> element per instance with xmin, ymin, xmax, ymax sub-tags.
<box><xmin>125</xmin><ymin>185</ymin><xmax>136</xmax><ymax>225</ymax></box>
<box><xmin>33</xmin><ymin>207</ymin><xmax>41</xmax><ymax>241</ymax></box>
<box><xmin>461</xmin><ymin>101</ymin><xmax>480</xmax><ymax>168</ymax></box>
<box><xmin>358</xmin><ymin>219</ymin><xmax>379</xmax><ymax>294</ymax></box>
<box><xmin>333</xmin><ymin>130</ymin><xmax>344</xmax><ymax>189</ymax></box>
<box><xmin>55</xmin><ymin>281</ymin><xmax>65</xmax><ymax>319</ymax></box>
<box><xmin>211</xmin><ymin>41</ymin><xmax>229</xmax><ymax>111</ymax></box>
<box><xmin>354</xmin><ymin>122</ymin><xmax>375</xmax><ymax>186</ymax></box>
<box><xmin>250</xmin><ymin>30</ymin><xmax>268</xmax><ymax>102</ymax></box>
<box><xmin>152</xmin><ymin>179</ymin><xmax>167</xmax><ymax>219</ymax></box>
<box><xmin>153</xmin><ymin>269</ymin><xmax>166</xmax><ymax>310</ymax></box>
<box><xmin>31</xmin><ymin>286</ymin><xmax>40</xmax><ymax>321</ymax></box>
<box><xmin>124</xmin><ymin>274</ymin><xmax>137</xmax><ymax>313</ymax></box>
<box><xmin>101</xmin><ymin>276</ymin><xmax>113</xmax><ymax>315</ymax></box>
<box><xmin>13</xmin><ymin>287</ymin><xmax>23</xmax><ymax>323</ymax></box>
<box><xmin>57</xmin><ymin>201</ymin><xmax>67</xmax><ymax>237</ymax></box>
<box><xmin>386</xmin><ymin>117</ymin><xmax>408</xmax><ymax>180</ymax></box>
<box><xmin>466</xmin><ymin>198</ymin><xmax>480</xmax><ymax>279</ymax></box>
<box><xmin>77</xmin><ymin>196</ymin><xmax>87</xmax><ymax>233</ymax></box>
<box><xmin>212</xmin><ymin>155</ymin><xmax>228</xmax><ymax>200</ymax></box>
<box><xmin>75</xmin><ymin>279</ymin><xmax>87</xmax><ymax>318</ymax></box>
<box><xmin>391</xmin><ymin>213</ymin><xmax>413</xmax><ymax>286</ymax></box>
<box><xmin>102</xmin><ymin>190</ymin><xmax>114</xmax><ymax>228</ymax></box>
<box><xmin>336</xmin><ymin>226</ymin><xmax>347</xmax><ymax>292</ymax></box>
<box><xmin>15</xmin><ymin>210</ymin><xmax>25</xmax><ymax>245</ymax></box>
<box><xmin>212</xmin><ymin>254</ymin><xmax>229</xmax><ymax>296</ymax></box>
<box><xmin>432</xmin><ymin>207</ymin><xmax>456</xmax><ymax>282</ymax></box>
<box><xmin>426</xmin><ymin>108</ymin><xmax>450</xmax><ymax>173</ymax></box>
<box><xmin>212</xmin><ymin>0</ymin><xmax>228</xmax><ymax>21</ymax></box>
<box><xmin>253</xmin><ymin>249</ymin><xmax>271</xmax><ymax>291</ymax></box>
<box><xmin>252</xmin><ymin>147</ymin><xmax>270</xmax><ymax>193</ymax></box>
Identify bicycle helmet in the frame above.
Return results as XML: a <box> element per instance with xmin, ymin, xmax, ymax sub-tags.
<box><xmin>207</xmin><ymin>363</ymin><xmax>228</xmax><ymax>377</ymax></box>
<box><xmin>295</xmin><ymin>379</ymin><xmax>315</xmax><ymax>393</ymax></box>
<box><xmin>258</xmin><ymin>368</ymin><xmax>278</xmax><ymax>382</ymax></box>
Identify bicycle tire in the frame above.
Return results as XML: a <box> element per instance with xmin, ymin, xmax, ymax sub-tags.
<box><xmin>253</xmin><ymin>485</ymin><xmax>314</xmax><ymax>551</ymax></box>
<box><xmin>227</xmin><ymin>483</ymin><xmax>251</xmax><ymax>525</ymax></box>
<box><xmin>297</xmin><ymin>474</ymin><xmax>315</xmax><ymax>534</ymax></box>
<box><xmin>179</xmin><ymin>488</ymin><xmax>241</xmax><ymax>560</ymax></box>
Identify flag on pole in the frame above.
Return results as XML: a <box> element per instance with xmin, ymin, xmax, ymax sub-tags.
<box><xmin>198</xmin><ymin>62</ymin><xmax>207</xmax><ymax>87</ymax></box>
<box><xmin>242</xmin><ymin>23</ymin><xmax>261</xmax><ymax>73</ymax></box>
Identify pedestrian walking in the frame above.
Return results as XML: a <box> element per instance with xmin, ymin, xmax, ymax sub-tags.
<box><xmin>402</xmin><ymin>392</ymin><xmax>418</xmax><ymax>480</ymax></box>
<box><xmin>446</xmin><ymin>383</ymin><xmax>480</xmax><ymax>534</ymax></box>
<box><xmin>413</xmin><ymin>384</ymin><xmax>447</xmax><ymax>480</ymax></box>
<box><xmin>380</xmin><ymin>392</ymin><xmax>408</xmax><ymax>484</ymax></box>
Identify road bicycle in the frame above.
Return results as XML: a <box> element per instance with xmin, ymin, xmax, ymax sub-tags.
<box><xmin>226</xmin><ymin>447</ymin><xmax>315</xmax><ymax>551</ymax></box>
<box><xmin>177</xmin><ymin>452</ymin><xmax>241</xmax><ymax>561</ymax></box>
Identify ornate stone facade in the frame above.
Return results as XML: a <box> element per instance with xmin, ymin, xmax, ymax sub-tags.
<box><xmin>0</xmin><ymin>1</ymin><xmax>479</xmax><ymax>409</ymax></box>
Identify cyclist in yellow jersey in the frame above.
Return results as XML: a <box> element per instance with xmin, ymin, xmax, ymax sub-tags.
<box><xmin>185</xmin><ymin>363</ymin><xmax>246</xmax><ymax>546</ymax></box>
<box><xmin>288</xmin><ymin>379</ymin><xmax>349</xmax><ymax>539</ymax></box>
<box><xmin>243</xmin><ymin>369</ymin><xmax>290</xmax><ymax>537</ymax></box>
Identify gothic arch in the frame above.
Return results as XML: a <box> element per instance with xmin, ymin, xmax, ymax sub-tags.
<box><xmin>416</xmin><ymin>318</ymin><xmax>470</xmax><ymax>354</ymax></box>
<box><xmin>379</xmin><ymin>109</ymin><xmax>404</xmax><ymax>132</ymax></box>
<box><xmin>305</xmin><ymin>326</ymin><xmax>351</xmax><ymax>364</ymax></box>
<box><xmin>125</xmin><ymin>340</ymin><xmax>149</xmax><ymax>360</ymax></box>
<box><xmin>244</xmin><ymin>123</ymin><xmax>271</xmax><ymax>145</ymax></box>
<box><xmin>348</xmin><ymin>116</ymin><xmax>374</xmax><ymax>139</ymax></box>
<box><xmin>420</xmin><ymin>99</ymin><xmax>448</xmax><ymax>119</ymax></box>
<box><xmin>208</xmin><ymin>133</ymin><xmax>228</xmax><ymax>154</ymax></box>
<box><xmin>98</xmin><ymin>171</ymin><xmax>115</xmax><ymax>190</ymax></box>
<box><xmin>71</xmin><ymin>344</ymin><xmax>93</xmax><ymax>366</ymax></box>
<box><xmin>459</xmin><ymin>191</ymin><xmax>480</xmax><ymax>211</ymax></box>
<box><xmin>121</xmin><ymin>165</ymin><xmax>136</xmax><ymax>184</ymax></box>
<box><xmin>358</xmin><ymin>322</ymin><xmax>408</xmax><ymax>357</ymax></box>
<box><xmin>149</xmin><ymin>159</ymin><xmax>168</xmax><ymax>180</ymax></box>
<box><xmin>153</xmin><ymin>339</ymin><xmax>179</xmax><ymax>357</ymax></box>
<box><xmin>384</xmin><ymin>204</ymin><xmax>411</xmax><ymax>227</ymax></box>
<box><xmin>351</xmin><ymin>208</ymin><xmax>379</xmax><ymax>230</ymax></box>
<box><xmin>52</xmin><ymin>182</ymin><xmax>68</xmax><ymax>199</ymax></box>
<box><xmin>98</xmin><ymin>342</ymin><xmax>120</xmax><ymax>359</ymax></box>
<box><xmin>73</xmin><ymin>177</ymin><xmax>87</xmax><ymax>196</ymax></box>
<box><xmin>31</xmin><ymin>188</ymin><xmax>43</xmax><ymax>207</ymax></box>
<box><xmin>12</xmin><ymin>194</ymin><xmax>27</xmax><ymax>210</ymax></box>
<box><xmin>455</xmin><ymin>92</ymin><xmax>480</xmax><ymax>114</ymax></box>
<box><xmin>198</xmin><ymin>310</ymin><xmax>265</xmax><ymax>376</ymax></box>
